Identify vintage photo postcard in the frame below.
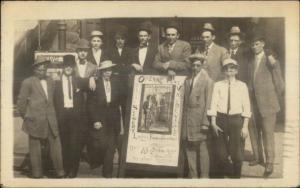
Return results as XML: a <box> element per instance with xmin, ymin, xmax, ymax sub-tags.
<box><xmin>1</xmin><ymin>1</ymin><xmax>299</xmax><ymax>187</ymax></box>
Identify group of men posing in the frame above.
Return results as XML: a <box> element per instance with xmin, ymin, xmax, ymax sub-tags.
<box><xmin>17</xmin><ymin>21</ymin><xmax>284</xmax><ymax>179</ymax></box>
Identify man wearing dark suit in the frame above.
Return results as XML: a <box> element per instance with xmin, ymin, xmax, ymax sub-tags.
<box><xmin>197</xmin><ymin>23</ymin><xmax>228</xmax><ymax>81</ymax></box>
<box><xmin>131</xmin><ymin>22</ymin><xmax>158</xmax><ymax>75</ymax></box>
<box><xmin>17</xmin><ymin>56</ymin><xmax>64</xmax><ymax>178</ymax></box>
<box><xmin>182</xmin><ymin>54</ymin><xmax>214</xmax><ymax>178</ymax></box>
<box><xmin>74</xmin><ymin>39</ymin><xmax>98</xmax><ymax>166</ymax></box>
<box><xmin>248</xmin><ymin>32</ymin><xmax>284</xmax><ymax>177</ymax></box>
<box><xmin>86</xmin><ymin>30</ymin><xmax>108</xmax><ymax>67</ymax></box>
<box><xmin>87</xmin><ymin>60</ymin><xmax>123</xmax><ymax>178</ymax></box>
<box><xmin>227</xmin><ymin>26</ymin><xmax>250</xmax><ymax>83</ymax></box>
<box><xmin>54</xmin><ymin>55</ymin><xmax>89</xmax><ymax>178</ymax></box>
<box><xmin>153</xmin><ymin>21</ymin><xmax>192</xmax><ymax>76</ymax></box>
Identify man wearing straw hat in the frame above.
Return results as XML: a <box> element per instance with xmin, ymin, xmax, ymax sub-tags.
<box><xmin>87</xmin><ymin>30</ymin><xmax>108</xmax><ymax>67</ymax></box>
<box><xmin>87</xmin><ymin>60</ymin><xmax>124</xmax><ymax>178</ymax></box>
<box><xmin>17</xmin><ymin>56</ymin><xmax>64</xmax><ymax>178</ymax></box>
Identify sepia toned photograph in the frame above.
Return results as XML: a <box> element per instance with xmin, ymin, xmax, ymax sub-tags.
<box><xmin>1</xmin><ymin>1</ymin><xmax>299</xmax><ymax>187</ymax></box>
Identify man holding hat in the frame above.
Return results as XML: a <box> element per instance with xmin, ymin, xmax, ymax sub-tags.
<box><xmin>248</xmin><ymin>32</ymin><xmax>284</xmax><ymax>177</ymax></box>
<box><xmin>17</xmin><ymin>56</ymin><xmax>64</xmax><ymax>178</ymax></box>
<box><xmin>87</xmin><ymin>60</ymin><xmax>124</xmax><ymax>178</ymax></box>
<box><xmin>153</xmin><ymin>21</ymin><xmax>192</xmax><ymax>76</ymax></box>
<box><xmin>131</xmin><ymin>21</ymin><xmax>158</xmax><ymax>75</ymax></box>
<box><xmin>197</xmin><ymin>23</ymin><xmax>228</xmax><ymax>81</ymax></box>
<box><xmin>227</xmin><ymin>26</ymin><xmax>250</xmax><ymax>83</ymax></box>
<box><xmin>208</xmin><ymin>58</ymin><xmax>251</xmax><ymax>178</ymax></box>
<box><xmin>87</xmin><ymin>30</ymin><xmax>108</xmax><ymax>67</ymax></box>
<box><xmin>182</xmin><ymin>53</ymin><xmax>214</xmax><ymax>178</ymax></box>
<box><xmin>54</xmin><ymin>55</ymin><xmax>89</xmax><ymax>178</ymax></box>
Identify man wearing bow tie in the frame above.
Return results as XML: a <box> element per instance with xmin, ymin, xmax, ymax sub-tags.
<box><xmin>54</xmin><ymin>55</ymin><xmax>89</xmax><ymax>178</ymax></box>
<box><xmin>17</xmin><ymin>56</ymin><xmax>64</xmax><ymax>178</ymax></box>
<box><xmin>131</xmin><ymin>22</ymin><xmax>158</xmax><ymax>75</ymax></box>
<box><xmin>74</xmin><ymin>39</ymin><xmax>98</xmax><ymax>166</ymax></box>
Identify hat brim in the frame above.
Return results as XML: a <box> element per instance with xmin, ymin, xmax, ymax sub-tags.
<box><xmin>227</xmin><ymin>32</ymin><xmax>245</xmax><ymax>39</ymax></box>
<box><xmin>222</xmin><ymin>63</ymin><xmax>239</xmax><ymax>68</ymax></box>
<box><xmin>98</xmin><ymin>64</ymin><xmax>116</xmax><ymax>70</ymax></box>
<box><xmin>32</xmin><ymin>60</ymin><xmax>50</xmax><ymax>67</ymax></box>
<box><xmin>201</xmin><ymin>28</ymin><xmax>215</xmax><ymax>34</ymax></box>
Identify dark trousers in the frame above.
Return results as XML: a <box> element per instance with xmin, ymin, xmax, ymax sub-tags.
<box><xmin>211</xmin><ymin>113</ymin><xmax>244</xmax><ymax>178</ymax></box>
<box><xmin>103</xmin><ymin>131</ymin><xmax>119</xmax><ymax>178</ymax></box>
<box><xmin>29</xmin><ymin>127</ymin><xmax>64</xmax><ymax>178</ymax></box>
<box><xmin>58</xmin><ymin>108</ymin><xmax>82</xmax><ymax>177</ymax></box>
<box><xmin>248</xmin><ymin>116</ymin><xmax>264</xmax><ymax>162</ymax></box>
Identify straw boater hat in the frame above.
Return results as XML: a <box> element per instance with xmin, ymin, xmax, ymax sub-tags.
<box><xmin>227</xmin><ymin>26</ymin><xmax>245</xmax><ymax>39</ymax></box>
<box><xmin>62</xmin><ymin>55</ymin><xmax>76</xmax><ymax>67</ymax></box>
<box><xmin>222</xmin><ymin>58</ymin><xmax>239</xmax><ymax>68</ymax></box>
<box><xmin>201</xmin><ymin>23</ymin><xmax>215</xmax><ymax>34</ymax></box>
<box><xmin>98</xmin><ymin>60</ymin><xmax>116</xmax><ymax>70</ymax></box>
<box><xmin>189</xmin><ymin>53</ymin><xmax>207</xmax><ymax>63</ymax></box>
<box><xmin>90</xmin><ymin>30</ymin><xmax>104</xmax><ymax>39</ymax></box>
<box><xmin>32</xmin><ymin>56</ymin><xmax>50</xmax><ymax>67</ymax></box>
<box><xmin>76</xmin><ymin>39</ymin><xmax>90</xmax><ymax>50</ymax></box>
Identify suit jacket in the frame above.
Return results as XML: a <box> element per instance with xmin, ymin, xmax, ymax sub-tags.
<box><xmin>248</xmin><ymin>51</ymin><xmax>284</xmax><ymax>117</ymax></box>
<box><xmin>17</xmin><ymin>76</ymin><xmax>59</xmax><ymax>139</ymax></box>
<box><xmin>74</xmin><ymin>61</ymin><xmax>98</xmax><ymax>78</ymax></box>
<box><xmin>86</xmin><ymin>48</ymin><xmax>109</xmax><ymax>67</ymax></box>
<box><xmin>131</xmin><ymin>43</ymin><xmax>158</xmax><ymax>74</ymax></box>
<box><xmin>153</xmin><ymin>40</ymin><xmax>192</xmax><ymax>75</ymax></box>
<box><xmin>182</xmin><ymin>70</ymin><xmax>214</xmax><ymax>141</ymax></box>
<box><xmin>107</xmin><ymin>46</ymin><xmax>132</xmax><ymax>76</ymax></box>
<box><xmin>198</xmin><ymin>43</ymin><xmax>228</xmax><ymax>81</ymax></box>
<box><xmin>87</xmin><ymin>76</ymin><xmax>123</xmax><ymax>135</ymax></box>
<box><xmin>228</xmin><ymin>46</ymin><xmax>250</xmax><ymax>83</ymax></box>
<box><xmin>53</xmin><ymin>76</ymin><xmax>89</xmax><ymax>125</ymax></box>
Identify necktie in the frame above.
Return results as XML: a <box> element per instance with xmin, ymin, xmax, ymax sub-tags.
<box><xmin>230</xmin><ymin>50</ymin><xmax>234</xmax><ymax>58</ymax></box>
<box><xmin>189</xmin><ymin>76</ymin><xmax>195</xmax><ymax>95</ymax></box>
<box><xmin>227</xmin><ymin>81</ymin><xmax>231</xmax><ymax>114</ymax></box>
<box><xmin>67</xmin><ymin>76</ymin><xmax>72</xmax><ymax>100</ymax></box>
<box><xmin>205</xmin><ymin>46</ymin><xmax>209</xmax><ymax>56</ymax></box>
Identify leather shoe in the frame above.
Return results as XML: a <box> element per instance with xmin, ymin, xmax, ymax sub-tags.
<box><xmin>263</xmin><ymin>163</ymin><xmax>273</xmax><ymax>178</ymax></box>
<box><xmin>249</xmin><ymin>160</ymin><xmax>264</xmax><ymax>166</ymax></box>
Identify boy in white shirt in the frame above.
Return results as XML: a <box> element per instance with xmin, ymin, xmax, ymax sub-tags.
<box><xmin>207</xmin><ymin>58</ymin><xmax>251</xmax><ymax>178</ymax></box>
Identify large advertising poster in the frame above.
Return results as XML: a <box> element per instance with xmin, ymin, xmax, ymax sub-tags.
<box><xmin>126</xmin><ymin>75</ymin><xmax>186</xmax><ymax>167</ymax></box>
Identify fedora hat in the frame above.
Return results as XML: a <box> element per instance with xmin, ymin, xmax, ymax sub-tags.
<box><xmin>33</xmin><ymin>56</ymin><xmax>50</xmax><ymax>67</ymax></box>
<box><xmin>165</xmin><ymin>20</ymin><xmax>180</xmax><ymax>33</ymax></box>
<box><xmin>138</xmin><ymin>21</ymin><xmax>152</xmax><ymax>34</ymax></box>
<box><xmin>201</xmin><ymin>23</ymin><xmax>215</xmax><ymax>34</ymax></box>
<box><xmin>98</xmin><ymin>60</ymin><xmax>116</xmax><ymax>70</ymax></box>
<box><xmin>62</xmin><ymin>55</ymin><xmax>76</xmax><ymax>67</ymax></box>
<box><xmin>114</xmin><ymin>25</ymin><xmax>128</xmax><ymax>38</ymax></box>
<box><xmin>76</xmin><ymin>39</ymin><xmax>90</xmax><ymax>50</ymax></box>
<box><xmin>189</xmin><ymin>53</ymin><xmax>206</xmax><ymax>63</ymax></box>
<box><xmin>90</xmin><ymin>30</ymin><xmax>104</xmax><ymax>38</ymax></box>
<box><xmin>222</xmin><ymin>58</ymin><xmax>239</xmax><ymax>67</ymax></box>
<box><xmin>251</xmin><ymin>30</ymin><xmax>265</xmax><ymax>42</ymax></box>
<box><xmin>227</xmin><ymin>26</ymin><xmax>245</xmax><ymax>38</ymax></box>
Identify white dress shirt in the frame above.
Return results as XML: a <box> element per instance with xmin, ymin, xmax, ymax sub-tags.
<box><xmin>253</xmin><ymin>51</ymin><xmax>265</xmax><ymax>80</ymax></box>
<box><xmin>92</xmin><ymin>49</ymin><xmax>102</xmax><ymax>66</ymax></box>
<box><xmin>167</xmin><ymin>42</ymin><xmax>176</xmax><ymax>53</ymax></box>
<box><xmin>76</xmin><ymin>61</ymin><xmax>87</xmax><ymax>78</ymax></box>
<box><xmin>207</xmin><ymin>79</ymin><xmax>251</xmax><ymax>118</ymax></box>
<box><xmin>40</xmin><ymin>79</ymin><xmax>48</xmax><ymax>99</ymax></box>
<box><xmin>139</xmin><ymin>47</ymin><xmax>148</xmax><ymax>67</ymax></box>
<box><xmin>118</xmin><ymin>48</ymin><xmax>123</xmax><ymax>56</ymax></box>
<box><xmin>62</xmin><ymin>75</ymin><xmax>73</xmax><ymax>108</ymax></box>
<box><xmin>103</xmin><ymin>78</ymin><xmax>111</xmax><ymax>103</ymax></box>
<box><xmin>230</xmin><ymin>48</ymin><xmax>238</xmax><ymax>57</ymax></box>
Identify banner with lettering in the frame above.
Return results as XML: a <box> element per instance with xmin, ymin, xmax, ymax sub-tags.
<box><xmin>126</xmin><ymin>75</ymin><xmax>186</xmax><ymax>167</ymax></box>
<box><xmin>34</xmin><ymin>51</ymin><xmax>77</xmax><ymax>80</ymax></box>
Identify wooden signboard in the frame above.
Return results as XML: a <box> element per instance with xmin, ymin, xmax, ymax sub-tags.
<box><xmin>119</xmin><ymin>75</ymin><xmax>186</xmax><ymax>177</ymax></box>
<box><xmin>34</xmin><ymin>51</ymin><xmax>77</xmax><ymax>80</ymax></box>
